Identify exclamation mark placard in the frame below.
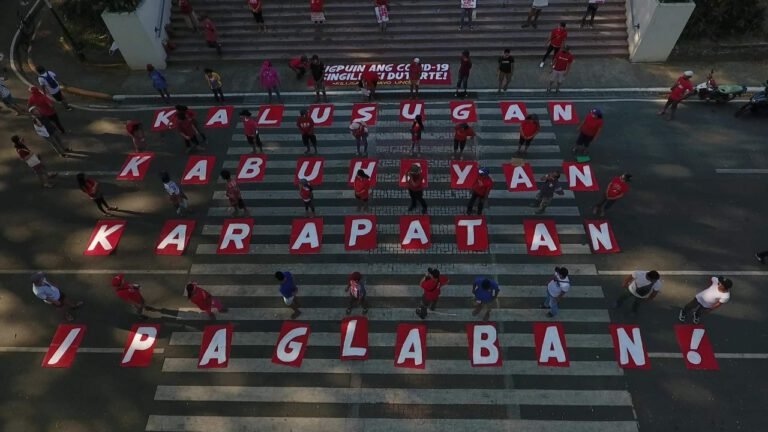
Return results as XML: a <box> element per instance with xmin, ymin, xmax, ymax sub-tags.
<box><xmin>674</xmin><ymin>325</ymin><xmax>719</xmax><ymax>370</ymax></box>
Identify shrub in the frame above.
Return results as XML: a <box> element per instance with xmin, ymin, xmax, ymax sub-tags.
<box><xmin>680</xmin><ymin>0</ymin><xmax>766</xmax><ymax>40</ymax></box>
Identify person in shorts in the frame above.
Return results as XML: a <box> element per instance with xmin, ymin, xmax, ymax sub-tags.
<box><xmin>416</xmin><ymin>267</ymin><xmax>449</xmax><ymax>319</ymax></box>
<box><xmin>548</xmin><ymin>46</ymin><xmax>574</xmax><ymax>93</ymax></box>
<box><xmin>517</xmin><ymin>114</ymin><xmax>540</xmax><ymax>156</ymax></box>
<box><xmin>276</xmin><ymin>271</ymin><xmax>302</xmax><ymax>319</ymax></box>
<box><xmin>240</xmin><ymin>109</ymin><xmax>263</xmax><ymax>153</ymax></box>
<box><xmin>530</xmin><ymin>171</ymin><xmax>564</xmax><ymax>214</ymax></box>
<box><xmin>472</xmin><ymin>277</ymin><xmax>500</xmax><ymax>321</ymax></box>
<box><xmin>31</xmin><ymin>272</ymin><xmax>83</xmax><ymax>322</ymax></box>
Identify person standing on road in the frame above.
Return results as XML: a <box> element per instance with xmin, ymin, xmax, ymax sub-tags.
<box><xmin>542</xmin><ymin>267</ymin><xmax>570</xmax><ymax>318</ymax></box>
<box><xmin>522</xmin><ymin>0</ymin><xmax>548</xmax><ymax>28</ymax></box>
<box><xmin>179</xmin><ymin>0</ymin><xmax>200</xmax><ymax>32</ymax></box>
<box><xmin>299</xmin><ymin>178</ymin><xmax>316</xmax><ymax>217</ymax></box>
<box><xmin>29</xmin><ymin>107</ymin><xmax>68</xmax><ymax>157</ymax></box>
<box><xmin>204</xmin><ymin>68</ymin><xmax>225</xmax><ymax>102</ymax></box>
<box><xmin>679</xmin><ymin>276</ymin><xmax>732</xmax><ymax>324</ymax></box>
<box><xmin>530</xmin><ymin>171</ymin><xmax>564</xmax><ymax>215</ymax></box>
<box><xmin>593</xmin><ymin>173</ymin><xmax>631</xmax><ymax>217</ymax></box>
<box><xmin>581</xmin><ymin>0</ymin><xmax>603</xmax><ymax>28</ymax></box>
<box><xmin>497</xmin><ymin>49</ymin><xmax>515</xmax><ymax>93</ymax></box>
<box><xmin>199</xmin><ymin>14</ymin><xmax>223</xmax><ymax>56</ymax></box>
<box><xmin>466</xmin><ymin>167</ymin><xmax>493</xmax><ymax>215</ymax></box>
<box><xmin>539</xmin><ymin>22</ymin><xmax>567</xmax><ymax>68</ymax></box>
<box><xmin>77</xmin><ymin>173</ymin><xmax>118</xmax><ymax>216</ymax></box>
<box><xmin>410</xmin><ymin>114</ymin><xmax>424</xmax><ymax>156</ymax></box>
<box><xmin>31</xmin><ymin>272</ymin><xmax>83</xmax><ymax>322</ymax></box>
<box><xmin>455</xmin><ymin>50</ymin><xmax>472</xmax><ymax>98</ymax></box>
<box><xmin>614</xmin><ymin>270</ymin><xmax>662</xmax><ymax>315</ymax></box>
<box><xmin>175</xmin><ymin>110</ymin><xmax>205</xmax><ymax>153</ymax></box>
<box><xmin>658</xmin><ymin>71</ymin><xmax>694</xmax><ymax>120</ymax></box>
<box><xmin>12</xmin><ymin>135</ymin><xmax>56</xmax><ymax>188</ymax></box>
<box><xmin>416</xmin><ymin>267</ymin><xmax>449</xmax><ymax>319</ymax></box>
<box><xmin>0</xmin><ymin>73</ymin><xmax>25</xmax><ymax>115</ymax></box>
<box><xmin>289</xmin><ymin>55</ymin><xmax>310</xmax><ymax>79</ymax></box>
<box><xmin>472</xmin><ymin>277</ymin><xmax>500</xmax><ymax>321</ymax></box>
<box><xmin>28</xmin><ymin>87</ymin><xmax>66</xmax><ymax>133</ymax></box>
<box><xmin>275</xmin><ymin>271</ymin><xmax>302</xmax><ymax>319</ymax></box>
<box><xmin>240</xmin><ymin>110</ymin><xmax>264</xmax><ymax>153</ymax></box>
<box><xmin>406</xmin><ymin>164</ymin><xmax>428</xmax><ymax>214</ymax></box>
<box><xmin>547</xmin><ymin>46</ymin><xmax>574</xmax><ymax>93</ymax></box>
<box><xmin>112</xmin><ymin>274</ymin><xmax>150</xmax><ymax>319</ymax></box>
<box><xmin>573</xmin><ymin>108</ymin><xmax>603</xmax><ymax>156</ymax></box>
<box><xmin>453</xmin><ymin>122</ymin><xmax>476</xmax><ymax>160</ymax></box>
<box><xmin>221</xmin><ymin>169</ymin><xmax>249</xmax><ymax>216</ymax></box>
<box><xmin>409</xmin><ymin>57</ymin><xmax>422</xmax><ymax>99</ymax></box>
<box><xmin>310</xmin><ymin>55</ymin><xmax>327</xmax><ymax>102</ymax></box>
<box><xmin>35</xmin><ymin>66</ymin><xmax>72</xmax><ymax>111</ymax></box>
<box><xmin>260</xmin><ymin>60</ymin><xmax>282</xmax><ymax>103</ymax></box>
<box><xmin>146</xmin><ymin>64</ymin><xmax>170</xmax><ymax>102</ymax></box>
<box><xmin>353</xmin><ymin>169</ymin><xmax>372</xmax><ymax>212</ymax></box>
<box><xmin>297</xmin><ymin>109</ymin><xmax>318</xmax><ymax>155</ymax></box>
<box><xmin>126</xmin><ymin>120</ymin><xmax>148</xmax><ymax>152</ymax></box>
<box><xmin>161</xmin><ymin>171</ymin><xmax>189</xmax><ymax>216</ymax></box>
<box><xmin>374</xmin><ymin>0</ymin><xmax>390</xmax><ymax>32</ymax></box>
<box><xmin>516</xmin><ymin>113</ymin><xmax>540</xmax><ymax>156</ymax></box>
<box><xmin>186</xmin><ymin>282</ymin><xmax>227</xmax><ymax>320</ymax></box>
<box><xmin>248</xmin><ymin>0</ymin><xmax>267</xmax><ymax>32</ymax></box>
<box><xmin>459</xmin><ymin>0</ymin><xmax>476</xmax><ymax>31</ymax></box>
<box><xmin>349</xmin><ymin>120</ymin><xmax>369</xmax><ymax>156</ymax></box>
<box><xmin>346</xmin><ymin>271</ymin><xmax>370</xmax><ymax>315</ymax></box>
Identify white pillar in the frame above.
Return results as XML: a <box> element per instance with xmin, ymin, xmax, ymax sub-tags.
<box><xmin>101</xmin><ymin>0</ymin><xmax>172</xmax><ymax>70</ymax></box>
<box><xmin>626</xmin><ymin>0</ymin><xmax>696</xmax><ymax>63</ymax></box>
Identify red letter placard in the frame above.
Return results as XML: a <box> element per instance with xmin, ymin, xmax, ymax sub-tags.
<box><xmin>340</xmin><ymin>317</ymin><xmax>369</xmax><ymax>361</ymax></box>
<box><xmin>295</xmin><ymin>157</ymin><xmax>325</xmax><ymax>185</ymax></box>
<box><xmin>272</xmin><ymin>321</ymin><xmax>311</xmax><ymax>368</ymax></box>
<box><xmin>345</xmin><ymin>215</ymin><xmax>377</xmax><ymax>251</ymax></box>
<box><xmin>548</xmin><ymin>101</ymin><xmax>579</xmax><ymax>125</ymax></box>
<box><xmin>351</xmin><ymin>103</ymin><xmax>378</xmax><ymax>125</ymax></box>
<box><xmin>523</xmin><ymin>219</ymin><xmax>562</xmax><ymax>256</ymax></box>
<box><xmin>609</xmin><ymin>324</ymin><xmax>651</xmax><ymax>370</ymax></box>
<box><xmin>198</xmin><ymin>324</ymin><xmax>233</xmax><ymax>369</ymax></box>
<box><xmin>84</xmin><ymin>220</ymin><xmax>127</xmax><ymax>256</ymax></box>
<box><xmin>290</xmin><ymin>218</ymin><xmax>323</xmax><ymax>254</ymax></box>
<box><xmin>399</xmin><ymin>100</ymin><xmax>425</xmax><ymax>122</ymax></box>
<box><xmin>155</xmin><ymin>219</ymin><xmax>196</xmax><ymax>255</ymax></box>
<box><xmin>204</xmin><ymin>105</ymin><xmax>234</xmax><ymax>129</ymax></box>
<box><xmin>256</xmin><ymin>104</ymin><xmax>284</xmax><ymax>127</ymax></box>
<box><xmin>583</xmin><ymin>219</ymin><xmax>620</xmax><ymax>254</ymax></box>
<box><xmin>563</xmin><ymin>162</ymin><xmax>599</xmax><ymax>191</ymax></box>
<box><xmin>309</xmin><ymin>103</ymin><xmax>335</xmax><ymax>127</ymax></box>
<box><xmin>117</xmin><ymin>152</ymin><xmax>154</xmax><ymax>181</ymax></box>
<box><xmin>450</xmin><ymin>161</ymin><xmax>478</xmax><ymax>189</ymax></box>
<box><xmin>400</xmin><ymin>215</ymin><xmax>431</xmax><ymax>250</ymax></box>
<box><xmin>181</xmin><ymin>155</ymin><xmax>215</xmax><ymax>185</ymax></box>
<box><xmin>217</xmin><ymin>218</ymin><xmax>253</xmax><ymax>254</ymax></box>
<box><xmin>499</xmin><ymin>101</ymin><xmax>528</xmax><ymax>124</ymax></box>
<box><xmin>449</xmin><ymin>101</ymin><xmax>477</xmax><ymax>123</ymax></box>
<box><xmin>674</xmin><ymin>325</ymin><xmax>718</xmax><ymax>370</ymax></box>
<box><xmin>399</xmin><ymin>159</ymin><xmax>428</xmax><ymax>188</ymax></box>
<box><xmin>394</xmin><ymin>323</ymin><xmax>427</xmax><ymax>369</ymax></box>
<box><xmin>121</xmin><ymin>324</ymin><xmax>161</xmax><ymax>368</ymax></box>
<box><xmin>502</xmin><ymin>163</ymin><xmax>537</xmax><ymax>192</ymax></box>
<box><xmin>466</xmin><ymin>323</ymin><xmax>502</xmax><ymax>367</ymax></box>
<box><xmin>533</xmin><ymin>322</ymin><xmax>570</xmax><ymax>367</ymax></box>
<box><xmin>151</xmin><ymin>108</ymin><xmax>177</xmax><ymax>131</ymax></box>
<box><xmin>42</xmin><ymin>324</ymin><xmax>87</xmax><ymax>368</ymax></box>
<box><xmin>348</xmin><ymin>158</ymin><xmax>378</xmax><ymax>187</ymax></box>
<box><xmin>236</xmin><ymin>154</ymin><xmax>268</xmax><ymax>183</ymax></box>
<box><xmin>455</xmin><ymin>216</ymin><xmax>489</xmax><ymax>252</ymax></box>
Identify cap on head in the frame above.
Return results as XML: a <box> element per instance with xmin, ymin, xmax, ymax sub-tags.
<box><xmin>591</xmin><ymin>108</ymin><xmax>602</xmax><ymax>117</ymax></box>
<box><xmin>718</xmin><ymin>276</ymin><xmax>733</xmax><ymax>289</ymax></box>
<box><xmin>684</xmin><ymin>70</ymin><xmax>694</xmax><ymax>77</ymax></box>
<box><xmin>31</xmin><ymin>271</ymin><xmax>45</xmax><ymax>283</ymax></box>
<box><xmin>112</xmin><ymin>274</ymin><xmax>125</xmax><ymax>288</ymax></box>
<box><xmin>622</xmin><ymin>173</ymin><xmax>633</xmax><ymax>182</ymax></box>
<box><xmin>478</xmin><ymin>167</ymin><xmax>489</xmax><ymax>176</ymax></box>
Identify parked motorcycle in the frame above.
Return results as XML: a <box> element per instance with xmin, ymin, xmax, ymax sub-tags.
<box><xmin>734</xmin><ymin>83</ymin><xmax>768</xmax><ymax>117</ymax></box>
<box><xmin>695</xmin><ymin>70</ymin><xmax>747</xmax><ymax>103</ymax></box>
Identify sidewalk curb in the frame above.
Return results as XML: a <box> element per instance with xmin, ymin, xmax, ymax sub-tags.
<box><xmin>25</xmin><ymin>44</ymin><xmax>114</xmax><ymax>102</ymax></box>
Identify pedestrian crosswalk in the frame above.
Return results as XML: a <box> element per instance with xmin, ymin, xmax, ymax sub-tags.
<box><xmin>144</xmin><ymin>100</ymin><xmax>637</xmax><ymax>431</ymax></box>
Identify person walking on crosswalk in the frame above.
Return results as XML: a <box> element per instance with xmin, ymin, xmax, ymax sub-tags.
<box><xmin>349</xmin><ymin>120</ymin><xmax>369</xmax><ymax>156</ymax></box>
<box><xmin>416</xmin><ymin>267</ymin><xmax>449</xmax><ymax>319</ymax></box>
<box><xmin>410</xmin><ymin>114</ymin><xmax>424</xmax><ymax>156</ymax></box>
<box><xmin>299</xmin><ymin>178</ymin><xmax>316</xmax><ymax>217</ymax></box>
<box><xmin>175</xmin><ymin>109</ymin><xmax>205</xmax><ymax>153</ymax></box>
<box><xmin>32</xmin><ymin>272</ymin><xmax>84</xmax><ymax>322</ymax></box>
<box><xmin>614</xmin><ymin>270</ymin><xmax>662</xmax><ymax>315</ymax></box>
<box><xmin>346</xmin><ymin>272</ymin><xmax>369</xmax><ymax>315</ymax></box>
<box><xmin>161</xmin><ymin>171</ymin><xmax>190</xmax><ymax>216</ymax></box>
<box><xmin>530</xmin><ymin>171</ymin><xmax>564</xmax><ymax>214</ymax></box>
<box><xmin>112</xmin><ymin>274</ymin><xmax>150</xmax><ymax>319</ymax></box>
<box><xmin>146</xmin><ymin>64</ymin><xmax>170</xmax><ymax>102</ymax></box>
<box><xmin>573</xmin><ymin>108</ymin><xmax>603</xmax><ymax>157</ymax></box>
<box><xmin>678</xmin><ymin>276</ymin><xmax>732</xmax><ymax>324</ymax></box>
<box><xmin>276</xmin><ymin>271</ymin><xmax>302</xmax><ymax>319</ymax></box>
<box><xmin>185</xmin><ymin>282</ymin><xmax>227</xmax><ymax>320</ymax></box>
<box><xmin>466</xmin><ymin>167</ymin><xmax>493</xmax><ymax>215</ymax></box>
<box><xmin>406</xmin><ymin>164</ymin><xmax>427</xmax><ymax>214</ymax></box>
<box><xmin>221</xmin><ymin>169</ymin><xmax>249</xmax><ymax>216</ymax></box>
<box><xmin>297</xmin><ymin>109</ymin><xmax>318</xmax><ymax>154</ymax></box>
<box><xmin>353</xmin><ymin>170</ymin><xmax>372</xmax><ymax>212</ymax></box>
<box><xmin>472</xmin><ymin>277</ymin><xmax>500</xmax><ymax>321</ymax></box>
<box><xmin>240</xmin><ymin>110</ymin><xmax>263</xmax><ymax>153</ymax></box>
<box><xmin>542</xmin><ymin>267</ymin><xmax>570</xmax><ymax>318</ymax></box>
<box><xmin>516</xmin><ymin>114</ymin><xmax>540</xmax><ymax>156</ymax></box>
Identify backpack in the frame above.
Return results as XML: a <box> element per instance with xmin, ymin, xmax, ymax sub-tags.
<box><xmin>41</xmin><ymin>72</ymin><xmax>59</xmax><ymax>90</ymax></box>
<box><xmin>635</xmin><ymin>282</ymin><xmax>654</xmax><ymax>297</ymax></box>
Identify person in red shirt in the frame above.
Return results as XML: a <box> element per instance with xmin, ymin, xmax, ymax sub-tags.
<box><xmin>353</xmin><ymin>169</ymin><xmax>372</xmax><ymax>212</ymax></box>
<box><xmin>248</xmin><ymin>0</ymin><xmax>266</xmax><ymax>32</ymax></box>
<box><xmin>126</xmin><ymin>120</ymin><xmax>147</xmax><ymax>152</ymax></box>
<box><xmin>310</xmin><ymin>0</ymin><xmax>325</xmax><ymax>23</ymax></box>
<box><xmin>199</xmin><ymin>14</ymin><xmax>222</xmax><ymax>56</ymax></box>
<box><xmin>240</xmin><ymin>109</ymin><xmax>263</xmax><ymax>153</ymax></box>
<box><xmin>299</xmin><ymin>178</ymin><xmax>315</xmax><ymax>217</ymax></box>
<box><xmin>112</xmin><ymin>274</ymin><xmax>150</xmax><ymax>318</ymax></box>
<box><xmin>410</xmin><ymin>114</ymin><xmax>424</xmax><ymax>156</ymax></box>
<box><xmin>77</xmin><ymin>172</ymin><xmax>118</xmax><ymax>215</ymax></box>
<box><xmin>416</xmin><ymin>267</ymin><xmax>449</xmax><ymax>319</ymax></box>
<box><xmin>221</xmin><ymin>169</ymin><xmax>248</xmax><ymax>216</ymax></box>
<box><xmin>409</xmin><ymin>57</ymin><xmax>422</xmax><ymax>98</ymax></box>
<box><xmin>517</xmin><ymin>113</ymin><xmax>540</xmax><ymax>156</ymax></box>
<box><xmin>296</xmin><ymin>109</ymin><xmax>318</xmax><ymax>154</ymax></box>
<box><xmin>289</xmin><ymin>55</ymin><xmax>309</xmax><ymax>79</ymax></box>
<box><xmin>548</xmin><ymin>46</ymin><xmax>574</xmax><ymax>93</ymax></box>
<box><xmin>406</xmin><ymin>164</ymin><xmax>427</xmax><ymax>214</ymax></box>
<box><xmin>179</xmin><ymin>0</ymin><xmax>199</xmax><ymax>32</ymax></box>
<box><xmin>574</xmin><ymin>108</ymin><xmax>603</xmax><ymax>156</ymax></box>
<box><xmin>455</xmin><ymin>50</ymin><xmax>472</xmax><ymax>97</ymax></box>
<box><xmin>27</xmin><ymin>86</ymin><xmax>65</xmax><ymax>133</ymax></box>
<box><xmin>540</xmin><ymin>22</ymin><xmax>567</xmax><ymax>67</ymax></box>
<box><xmin>453</xmin><ymin>122</ymin><xmax>476</xmax><ymax>160</ymax></box>
<box><xmin>349</xmin><ymin>120</ymin><xmax>369</xmax><ymax>156</ymax></box>
<box><xmin>593</xmin><ymin>173</ymin><xmax>632</xmax><ymax>217</ymax></box>
<box><xmin>345</xmin><ymin>271</ymin><xmax>370</xmax><ymax>315</ymax></box>
<box><xmin>175</xmin><ymin>110</ymin><xmax>205</xmax><ymax>153</ymax></box>
<box><xmin>12</xmin><ymin>135</ymin><xmax>56</xmax><ymax>188</ymax></box>
<box><xmin>658</xmin><ymin>71</ymin><xmax>694</xmax><ymax>120</ymax></box>
<box><xmin>185</xmin><ymin>282</ymin><xmax>227</xmax><ymax>320</ymax></box>
<box><xmin>466</xmin><ymin>167</ymin><xmax>493</xmax><ymax>215</ymax></box>
<box><xmin>360</xmin><ymin>70</ymin><xmax>379</xmax><ymax>101</ymax></box>
<box><xmin>374</xmin><ymin>0</ymin><xmax>390</xmax><ymax>32</ymax></box>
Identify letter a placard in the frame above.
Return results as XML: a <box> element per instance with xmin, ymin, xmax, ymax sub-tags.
<box><xmin>533</xmin><ymin>322</ymin><xmax>570</xmax><ymax>367</ymax></box>
<box><xmin>181</xmin><ymin>155</ymin><xmax>215</xmax><ymax>185</ymax></box>
<box><xmin>204</xmin><ymin>106</ymin><xmax>234</xmax><ymax>129</ymax></box>
<box><xmin>155</xmin><ymin>219</ymin><xmax>196</xmax><ymax>255</ymax></box>
<box><xmin>523</xmin><ymin>219</ymin><xmax>561</xmax><ymax>256</ymax></box>
<box><xmin>400</xmin><ymin>215</ymin><xmax>431</xmax><ymax>250</ymax></box>
<box><xmin>290</xmin><ymin>218</ymin><xmax>324</xmax><ymax>254</ymax></box>
<box><xmin>272</xmin><ymin>321</ymin><xmax>311</xmax><ymax>368</ymax></box>
<box><xmin>394</xmin><ymin>323</ymin><xmax>427</xmax><ymax>369</ymax></box>
<box><xmin>198</xmin><ymin>324</ymin><xmax>233</xmax><ymax>369</ymax></box>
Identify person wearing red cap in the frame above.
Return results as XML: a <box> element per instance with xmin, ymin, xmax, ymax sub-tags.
<box><xmin>185</xmin><ymin>282</ymin><xmax>227</xmax><ymax>320</ymax></box>
<box><xmin>126</xmin><ymin>120</ymin><xmax>147</xmax><ymax>152</ymax></box>
<box><xmin>353</xmin><ymin>169</ymin><xmax>372</xmax><ymax>212</ymax></box>
<box><xmin>573</xmin><ymin>108</ymin><xmax>603</xmax><ymax>156</ymax></box>
<box><xmin>593</xmin><ymin>173</ymin><xmax>631</xmax><ymax>217</ymax></box>
<box><xmin>409</xmin><ymin>57</ymin><xmax>422</xmax><ymax>98</ymax></box>
<box><xmin>517</xmin><ymin>114</ymin><xmax>540</xmax><ymax>156</ymax></box>
<box><xmin>466</xmin><ymin>167</ymin><xmax>493</xmax><ymax>215</ymax></box>
<box><xmin>346</xmin><ymin>272</ymin><xmax>369</xmax><ymax>315</ymax></box>
<box><xmin>416</xmin><ymin>267</ymin><xmax>449</xmax><ymax>319</ymax></box>
<box><xmin>112</xmin><ymin>274</ymin><xmax>149</xmax><ymax>318</ymax></box>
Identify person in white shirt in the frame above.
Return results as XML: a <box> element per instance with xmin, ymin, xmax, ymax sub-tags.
<box><xmin>614</xmin><ymin>270</ymin><xmax>661</xmax><ymax>314</ymax></box>
<box><xmin>161</xmin><ymin>171</ymin><xmax>189</xmax><ymax>215</ymax></box>
<box><xmin>35</xmin><ymin>65</ymin><xmax>72</xmax><ymax>110</ymax></box>
<box><xmin>581</xmin><ymin>0</ymin><xmax>604</xmax><ymax>28</ymax></box>
<box><xmin>679</xmin><ymin>276</ymin><xmax>732</xmax><ymax>324</ymax></box>
<box><xmin>542</xmin><ymin>267</ymin><xmax>569</xmax><ymax>317</ymax></box>
<box><xmin>522</xmin><ymin>0</ymin><xmax>548</xmax><ymax>29</ymax></box>
<box><xmin>31</xmin><ymin>272</ymin><xmax>83</xmax><ymax>322</ymax></box>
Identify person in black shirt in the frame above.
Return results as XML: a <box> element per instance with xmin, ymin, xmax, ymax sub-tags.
<box><xmin>310</xmin><ymin>54</ymin><xmax>327</xmax><ymax>102</ymax></box>
<box><xmin>498</xmin><ymin>49</ymin><xmax>515</xmax><ymax>92</ymax></box>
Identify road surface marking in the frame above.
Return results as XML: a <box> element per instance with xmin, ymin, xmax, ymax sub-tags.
<box><xmin>206</xmin><ymin>205</ymin><xmax>581</xmax><ymax>217</ymax></box>
<box><xmin>194</xmin><ymin>243</ymin><xmax>592</xmax><ymax>255</ymax></box>
<box><xmin>189</xmin><ymin>263</ymin><xmax>598</xmax><ymax>275</ymax></box>
<box><xmin>715</xmin><ymin>169</ymin><xmax>768</xmax><ymax>174</ymax></box>
<box><xmin>201</xmin><ymin>223</ymin><xmax>586</xmax><ymax>236</ymax></box>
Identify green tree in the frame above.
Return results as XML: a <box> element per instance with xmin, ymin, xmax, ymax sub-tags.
<box><xmin>680</xmin><ymin>0</ymin><xmax>766</xmax><ymax>39</ymax></box>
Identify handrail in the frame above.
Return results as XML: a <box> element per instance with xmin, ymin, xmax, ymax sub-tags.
<box><xmin>154</xmin><ymin>0</ymin><xmax>166</xmax><ymax>38</ymax></box>
<box><xmin>627</xmin><ymin>0</ymin><xmax>640</xmax><ymax>30</ymax></box>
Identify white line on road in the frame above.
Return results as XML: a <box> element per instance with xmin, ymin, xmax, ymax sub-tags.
<box><xmin>715</xmin><ymin>169</ymin><xmax>768</xmax><ymax>174</ymax></box>
<box><xmin>201</xmin><ymin>223</ymin><xmax>586</xmax><ymax>236</ymax></box>
<box><xmin>55</xmin><ymin>171</ymin><xmax>120</xmax><ymax>176</ymax></box>
<box><xmin>206</xmin><ymin>205</ymin><xmax>581</xmax><ymax>217</ymax></box>
<box><xmin>231</xmin><ymin>132</ymin><xmax>557</xmax><ymax>142</ymax></box>
<box><xmin>212</xmin><ymin>189</ymin><xmax>576</xmax><ymax>200</ymax></box>
<box><xmin>221</xmin><ymin>160</ymin><xmax>565</xmax><ymax>169</ymax></box>
<box><xmin>194</xmin><ymin>243</ymin><xmax>592</xmax><ymax>255</ymax></box>
<box><xmin>189</xmin><ymin>263</ymin><xmax>598</xmax><ymax>275</ymax></box>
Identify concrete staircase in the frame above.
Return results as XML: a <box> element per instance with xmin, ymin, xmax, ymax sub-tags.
<box><xmin>167</xmin><ymin>0</ymin><xmax>629</xmax><ymax>64</ymax></box>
